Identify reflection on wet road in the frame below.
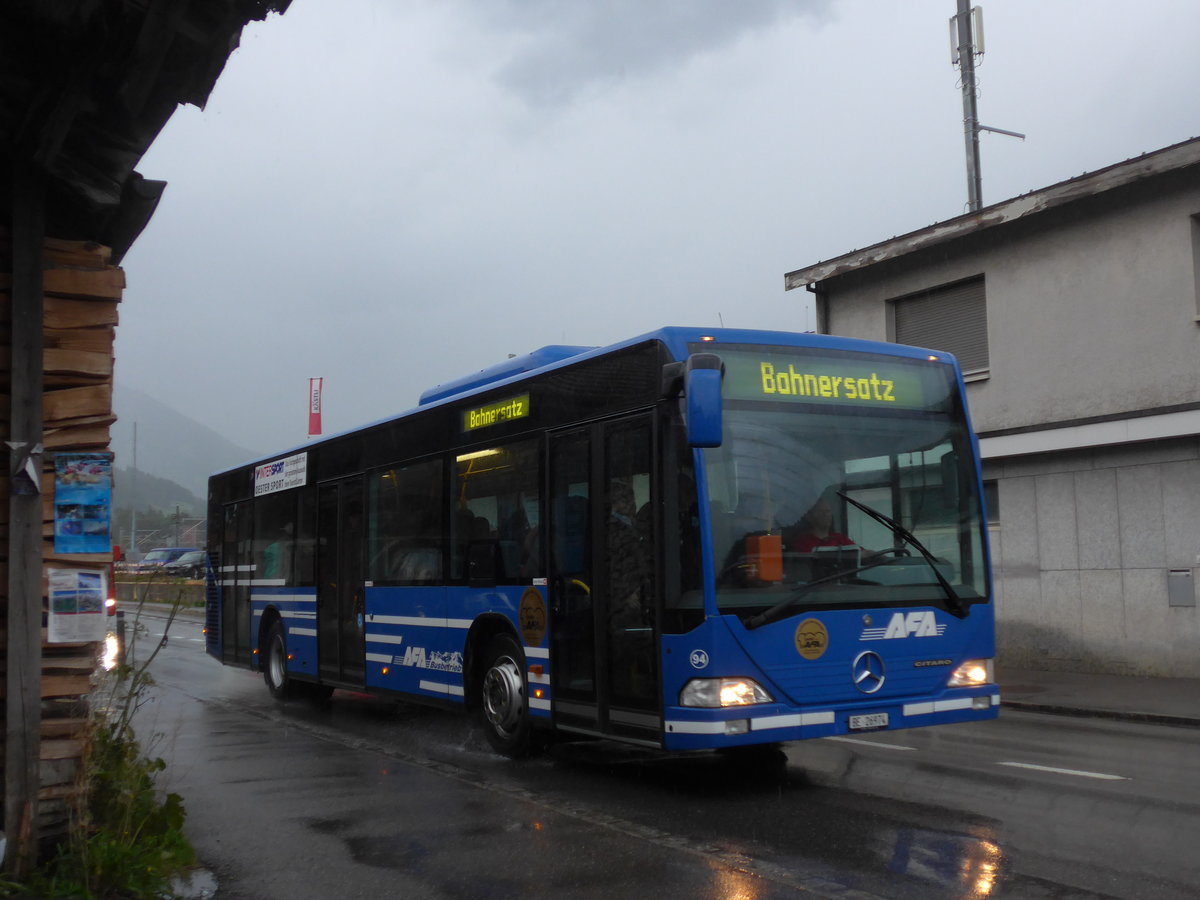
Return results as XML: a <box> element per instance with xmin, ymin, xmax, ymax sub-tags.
<box><xmin>133</xmin><ymin>612</ymin><xmax>1200</xmax><ymax>899</ymax></box>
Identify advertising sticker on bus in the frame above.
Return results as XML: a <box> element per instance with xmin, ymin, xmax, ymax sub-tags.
<box><xmin>254</xmin><ymin>452</ymin><xmax>307</xmax><ymax>497</ymax></box>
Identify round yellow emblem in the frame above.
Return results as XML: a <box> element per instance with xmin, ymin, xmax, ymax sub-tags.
<box><xmin>794</xmin><ymin>618</ymin><xmax>828</xmax><ymax>660</ymax></box>
<box><xmin>519</xmin><ymin>587</ymin><xmax>547</xmax><ymax>647</ymax></box>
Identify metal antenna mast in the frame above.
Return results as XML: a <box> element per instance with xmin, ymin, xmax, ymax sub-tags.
<box><xmin>951</xmin><ymin>1</ymin><xmax>1024</xmax><ymax>211</ymax></box>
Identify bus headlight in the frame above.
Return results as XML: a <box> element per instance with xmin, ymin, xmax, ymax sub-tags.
<box><xmin>948</xmin><ymin>659</ymin><xmax>993</xmax><ymax>687</ymax></box>
<box><xmin>679</xmin><ymin>678</ymin><xmax>774</xmax><ymax>708</ymax></box>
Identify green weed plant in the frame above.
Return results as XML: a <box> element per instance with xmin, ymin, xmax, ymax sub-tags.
<box><xmin>1</xmin><ymin>585</ymin><xmax>197</xmax><ymax>899</ymax></box>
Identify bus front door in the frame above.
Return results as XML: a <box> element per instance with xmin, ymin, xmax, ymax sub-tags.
<box><xmin>317</xmin><ymin>478</ymin><xmax>366</xmax><ymax>686</ymax></box>
<box><xmin>549</xmin><ymin>415</ymin><xmax>660</xmax><ymax>744</ymax></box>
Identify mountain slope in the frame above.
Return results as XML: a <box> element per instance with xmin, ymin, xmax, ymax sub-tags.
<box><xmin>111</xmin><ymin>384</ymin><xmax>262</xmax><ymax>500</ymax></box>
<box><xmin>114</xmin><ymin>465</ymin><xmax>204</xmax><ymax>514</ymax></box>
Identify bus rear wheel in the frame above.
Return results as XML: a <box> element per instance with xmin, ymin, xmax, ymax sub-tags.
<box><xmin>264</xmin><ymin>620</ymin><xmax>298</xmax><ymax>701</ymax></box>
<box><xmin>477</xmin><ymin>633</ymin><xmax>533</xmax><ymax>757</ymax></box>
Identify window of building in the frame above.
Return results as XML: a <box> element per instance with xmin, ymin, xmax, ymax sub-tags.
<box><xmin>1191</xmin><ymin>213</ymin><xmax>1200</xmax><ymax>321</ymax></box>
<box><xmin>892</xmin><ymin>276</ymin><xmax>989</xmax><ymax>378</ymax></box>
<box><xmin>983</xmin><ymin>479</ymin><xmax>999</xmax><ymax>526</ymax></box>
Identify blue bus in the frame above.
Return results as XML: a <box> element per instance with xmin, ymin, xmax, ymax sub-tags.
<box><xmin>206</xmin><ymin>327</ymin><xmax>997</xmax><ymax>755</ymax></box>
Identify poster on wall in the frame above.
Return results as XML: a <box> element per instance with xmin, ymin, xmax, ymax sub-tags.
<box><xmin>54</xmin><ymin>453</ymin><xmax>113</xmax><ymax>554</ymax></box>
<box><xmin>47</xmin><ymin>568</ymin><xmax>107</xmax><ymax>643</ymax></box>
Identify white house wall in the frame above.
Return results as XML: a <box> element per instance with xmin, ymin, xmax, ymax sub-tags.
<box><xmin>986</xmin><ymin>440</ymin><xmax>1200</xmax><ymax>677</ymax></box>
<box><xmin>814</xmin><ymin>171</ymin><xmax>1200</xmax><ymax>676</ymax></box>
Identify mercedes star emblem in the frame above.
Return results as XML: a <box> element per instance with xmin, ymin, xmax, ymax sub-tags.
<box><xmin>852</xmin><ymin>651</ymin><xmax>886</xmax><ymax>694</ymax></box>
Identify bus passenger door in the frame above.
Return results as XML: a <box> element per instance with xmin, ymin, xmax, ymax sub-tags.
<box><xmin>549</xmin><ymin>415</ymin><xmax>660</xmax><ymax>742</ymax></box>
<box><xmin>317</xmin><ymin>478</ymin><xmax>366</xmax><ymax>685</ymax></box>
<box><xmin>221</xmin><ymin>500</ymin><xmax>254</xmax><ymax>665</ymax></box>
<box><xmin>548</xmin><ymin>430</ymin><xmax>596</xmax><ymax>727</ymax></box>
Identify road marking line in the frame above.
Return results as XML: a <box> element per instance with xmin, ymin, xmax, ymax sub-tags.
<box><xmin>997</xmin><ymin>761</ymin><xmax>1128</xmax><ymax>781</ymax></box>
<box><xmin>826</xmin><ymin>736</ymin><xmax>916</xmax><ymax>751</ymax></box>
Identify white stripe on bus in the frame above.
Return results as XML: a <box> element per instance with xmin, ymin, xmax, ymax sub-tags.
<box><xmin>251</xmin><ymin>609</ymin><xmax>317</xmax><ymax>621</ymax></box>
<box><xmin>419</xmin><ymin>680</ymin><xmax>465</xmax><ymax>697</ymax></box>
<box><xmin>364</xmin><ymin>633</ymin><xmax>406</xmax><ymax>645</ymax></box>
<box><xmin>366</xmin><ymin>653</ymin><xmax>391</xmax><ymax>664</ymax></box>
<box><xmin>368</xmin><ymin>615</ymin><xmax>471</xmax><ymax>629</ymax></box>
<box><xmin>903</xmin><ymin>697</ymin><xmax>978</xmax><ymax>717</ymax></box>
<box><xmin>750</xmin><ymin>711</ymin><xmax>835</xmax><ymax>730</ymax></box>
<box><xmin>289</xmin><ymin>627</ymin><xmax>317</xmax><ymax>637</ymax></box>
<box><xmin>524</xmin><ymin>646</ymin><xmax>549</xmax><ymax>659</ymax></box>
<box><xmin>664</xmin><ymin>720</ymin><xmax>728</xmax><ymax>734</ymax></box>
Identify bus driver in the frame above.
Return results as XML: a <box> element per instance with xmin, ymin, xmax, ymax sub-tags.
<box><xmin>789</xmin><ymin>497</ymin><xmax>856</xmax><ymax>553</ymax></box>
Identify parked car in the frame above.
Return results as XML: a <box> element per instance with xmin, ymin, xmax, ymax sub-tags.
<box><xmin>164</xmin><ymin>549</ymin><xmax>208</xmax><ymax>579</ymax></box>
<box><xmin>131</xmin><ymin>547</ymin><xmax>200</xmax><ymax>575</ymax></box>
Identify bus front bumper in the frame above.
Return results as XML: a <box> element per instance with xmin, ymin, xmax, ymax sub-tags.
<box><xmin>660</xmin><ymin>687</ymin><xmax>1000</xmax><ymax>751</ymax></box>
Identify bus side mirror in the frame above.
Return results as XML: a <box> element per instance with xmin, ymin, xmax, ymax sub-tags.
<box><xmin>686</xmin><ymin>353</ymin><xmax>724</xmax><ymax>448</ymax></box>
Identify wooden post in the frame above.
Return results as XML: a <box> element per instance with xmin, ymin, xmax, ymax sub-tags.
<box><xmin>5</xmin><ymin>162</ymin><xmax>46</xmax><ymax>876</ymax></box>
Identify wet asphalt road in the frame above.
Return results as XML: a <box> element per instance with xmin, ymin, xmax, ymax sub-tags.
<box><xmin>129</xmin><ymin>612</ymin><xmax>1200</xmax><ymax>899</ymax></box>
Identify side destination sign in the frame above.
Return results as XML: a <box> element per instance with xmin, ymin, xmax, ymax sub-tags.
<box><xmin>463</xmin><ymin>393</ymin><xmax>530</xmax><ymax>432</ymax></box>
<box><xmin>254</xmin><ymin>452</ymin><xmax>307</xmax><ymax>497</ymax></box>
<box><xmin>719</xmin><ymin>349</ymin><xmax>935</xmax><ymax>410</ymax></box>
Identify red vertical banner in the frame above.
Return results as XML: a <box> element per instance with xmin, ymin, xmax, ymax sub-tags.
<box><xmin>308</xmin><ymin>377</ymin><xmax>323</xmax><ymax>436</ymax></box>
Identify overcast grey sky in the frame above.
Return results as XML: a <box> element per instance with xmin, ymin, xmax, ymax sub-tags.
<box><xmin>117</xmin><ymin>0</ymin><xmax>1200</xmax><ymax>458</ymax></box>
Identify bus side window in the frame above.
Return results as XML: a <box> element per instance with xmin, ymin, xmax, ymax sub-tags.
<box><xmin>255</xmin><ymin>493</ymin><xmax>297</xmax><ymax>584</ymax></box>
<box><xmin>368</xmin><ymin>457</ymin><xmax>444</xmax><ymax>584</ymax></box>
<box><xmin>453</xmin><ymin>438</ymin><xmax>541</xmax><ymax>583</ymax></box>
<box><xmin>294</xmin><ymin>489</ymin><xmax>317</xmax><ymax>586</ymax></box>
<box><xmin>664</xmin><ymin>439</ymin><xmax>704</xmax><ymax>634</ymax></box>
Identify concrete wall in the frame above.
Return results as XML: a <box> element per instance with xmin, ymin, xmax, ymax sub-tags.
<box><xmin>813</xmin><ymin>172</ymin><xmax>1200</xmax><ymax>675</ymax></box>
<box><xmin>825</xmin><ymin>179</ymin><xmax>1200</xmax><ymax>434</ymax></box>
<box><xmin>986</xmin><ymin>440</ymin><xmax>1200</xmax><ymax>677</ymax></box>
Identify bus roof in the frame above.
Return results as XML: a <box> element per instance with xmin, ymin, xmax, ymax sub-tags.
<box><xmin>211</xmin><ymin>326</ymin><xmax>959</xmax><ymax>478</ymax></box>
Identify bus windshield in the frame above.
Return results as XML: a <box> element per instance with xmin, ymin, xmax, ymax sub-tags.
<box><xmin>702</xmin><ymin>347</ymin><xmax>987</xmax><ymax>619</ymax></box>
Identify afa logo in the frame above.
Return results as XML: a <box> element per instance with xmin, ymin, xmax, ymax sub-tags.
<box><xmin>395</xmin><ymin>646</ymin><xmax>464</xmax><ymax>673</ymax></box>
<box><xmin>794</xmin><ymin>618</ymin><xmax>829</xmax><ymax>660</ymax></box>
<box><xmin>860</xmin><ymin>611</ymin><xmax>946</xmax><ymax>641</ymax></box>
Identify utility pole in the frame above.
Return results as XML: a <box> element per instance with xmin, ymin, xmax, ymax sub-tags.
<box><xmin>950</xmin><ymin>2</ymin><xmax>1024</xmax><ymax>212</ymax></box>
<box><xmin>130</xmin><ymin>421</ymin><xmax>137</xmax><ymax>559</ymax></box>
<box><xmin>954</xmin><ymin>0</ymin><xmax>983</xmax><ymax>211</ymax></box>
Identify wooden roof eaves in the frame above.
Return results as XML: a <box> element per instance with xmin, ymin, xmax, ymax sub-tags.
<box><xmin>2</xmin><ymin>0</ymin><xmax>291</xmax><ymax>262</ymax></box>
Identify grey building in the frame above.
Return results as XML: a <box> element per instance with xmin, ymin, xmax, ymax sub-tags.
<box><xmin>785</xmin><ymin>137</ymin><xmax>1200</xmax><ymax>677</ymax></box>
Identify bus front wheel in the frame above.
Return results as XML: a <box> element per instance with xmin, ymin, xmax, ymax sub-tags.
<box><xmin>264</xmin><ymin>621</ymin><xmax>298</xmax><ymax>701</ymax></box>
<box><xmin>477</xmin><ymin>633</ymin><xmax>532</xmax><ymax>757</ymax></box>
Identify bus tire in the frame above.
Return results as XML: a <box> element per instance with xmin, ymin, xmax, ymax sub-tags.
<box><xmin>264</xmin><ymin>620</ymin><xmax>298</xmax><ymax>701</ymax></box>
<box><xmin>476</xmin><ymin>633</ymin><xmax>533</xmax><ymax>757</ymax></box>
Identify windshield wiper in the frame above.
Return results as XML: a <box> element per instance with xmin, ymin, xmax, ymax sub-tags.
<box><xmin>744</xmin><ymin>549</ymin><xmax>910</xmax><ymax>630</ymax></box>
<box><xmin>836</xmin><ymin>491</ymin><xmax>968</xmax><ymax>619</ymax></box>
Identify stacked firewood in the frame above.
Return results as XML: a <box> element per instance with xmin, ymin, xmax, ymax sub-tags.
<box><xmin>0</xmin><ymin>235</ymin><xmax>122</xmax><ymax>838</ymax></box>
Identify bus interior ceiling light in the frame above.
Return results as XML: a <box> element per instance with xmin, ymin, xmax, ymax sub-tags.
<box><xmin>680</xmin><ymin>678</ymin><xmax>773</xmax><ymax>708</ymax></box>
<box><xmin>455</xmin><ymin>448</ymin><xmax>502</xmax><ymax>463</ymax></box>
